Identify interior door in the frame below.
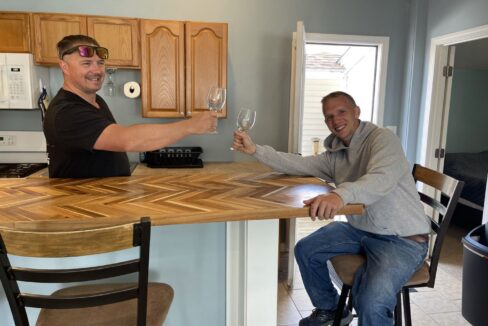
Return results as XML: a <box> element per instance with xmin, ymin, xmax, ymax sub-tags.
<box><xmin>426</xmin><ymin>45</ymin><xmax>456</xmax><ymax>172</ymax></box>
<box><xmin>422</xmin><ymin>45</ymin><xmax>455</xmax><ymax>255</ymax></box>
<box><xmin>286</xmin><ymin>20</ymin><xmax>306</xmax><ymax>288</ymax></box>
<box><xmin>436</xmin><ymin>46</ymin><xmax>456</xmax><ymax>172</ymax></box>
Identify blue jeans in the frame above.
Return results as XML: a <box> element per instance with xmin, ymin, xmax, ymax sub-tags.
<box><xmin>294</xmin><ymin>221</ymin><xmax>428</xmax><ymax>326</ymax></box>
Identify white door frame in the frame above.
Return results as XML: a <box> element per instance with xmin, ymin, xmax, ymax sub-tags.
<box><xmin>420</xmin><ymin>24</ymin><xmax>488</xmax><ymax>170</ymax></box>
<box><xmin>289</xmin><ymin>21</ymin><xmax>306</xmax><ymax>154</ymax></box>
<box><xmin>287</xmin><ymin>21</ymin><xmax>307</xmax><ymax>289</ymax></box>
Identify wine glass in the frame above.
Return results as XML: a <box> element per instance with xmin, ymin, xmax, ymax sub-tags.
<box><xmin>230</xmin><ymin>108</ymin><xmax>256</xmax><ymax>150</ymax></box>
<box><xmin>207</xmin><ymin>87</ymin><xmax>226</xmax><ymax>133</ymax></box>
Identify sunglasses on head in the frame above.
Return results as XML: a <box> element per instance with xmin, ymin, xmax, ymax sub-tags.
<box><xmin>60</xmin><ymin>45</ymin><xmax>109</xmax><ymax>60</ymax></box>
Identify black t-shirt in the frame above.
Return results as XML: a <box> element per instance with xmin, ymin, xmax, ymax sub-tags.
<box><xmin>43</xmin><ymin>88</ymin><xmax>130</xmax><ymax>178</ymax></box>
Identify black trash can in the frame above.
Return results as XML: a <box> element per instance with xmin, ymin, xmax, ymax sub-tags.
<box><xmin>462</xmin><ymin>223</ymin><xmax>488</xmax><ymax>326</ymax></box>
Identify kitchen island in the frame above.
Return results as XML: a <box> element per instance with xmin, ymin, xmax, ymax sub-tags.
<box><xmin>0</xmin><ymin>162</ymin><xmax>362</xmax><ymax>230</ymax></box>
<box><xmin>0</xmin><ymin>162</ymin><xmax>364</xmax><ymax>326</ymax></box>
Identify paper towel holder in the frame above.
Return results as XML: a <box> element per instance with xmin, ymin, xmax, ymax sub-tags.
<box><xmin>123</xmin><ymin>81</ymin><xmax>141</xmax><ymax>98</ymax></box>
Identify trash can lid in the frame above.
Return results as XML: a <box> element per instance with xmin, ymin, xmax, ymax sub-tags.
<box><xmin>463</xmin><ymin>223</ymin><xmax>488</xmax><ymax>257</ymax></box>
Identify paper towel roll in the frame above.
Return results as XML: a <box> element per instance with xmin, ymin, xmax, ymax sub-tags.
<box><xmin>123</xmin><ymin>81</ymin><xmax>141</xmax><ymax>98</ymax></box>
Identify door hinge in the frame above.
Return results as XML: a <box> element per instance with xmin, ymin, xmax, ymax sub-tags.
<box><xmin>443</xmin><ymin>65</ymin><xmax>453</xmax><ymax>77</ymax></box>
<box><xmin>434</xmin><ymin>148</ymin><xmax>445</xmax><ymax>158</ymax></box>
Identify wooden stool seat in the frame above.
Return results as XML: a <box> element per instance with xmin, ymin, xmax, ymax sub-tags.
<box><xmin>331</xmin><ymin>254</ymin><xmax>431</xmax><ymax>290</ymax></box>
<box><xmin>36</xmin><ymin>283</ymin><xmax>173</xmax><ymax>326</ymax></box>
<box><xmin>330</xmin><ymin>254</ymin><xmax>365</xmax><ymax>286</ymax></box>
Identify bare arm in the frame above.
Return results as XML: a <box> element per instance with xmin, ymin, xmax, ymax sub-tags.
<box><xmin>94</xmin><ymin>111</ymin><xmax>217</xmax><ymax>152</ymax></box>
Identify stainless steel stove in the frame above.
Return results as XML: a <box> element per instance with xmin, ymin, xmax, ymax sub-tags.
<box><xmin>0</xmin><ymin>131</ymin><xmax>47</xmax><ymax>178</ymax></box>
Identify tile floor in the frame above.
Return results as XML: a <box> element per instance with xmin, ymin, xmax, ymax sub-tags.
<box><xmin>277</xmin><ymin>217</ymin><xmax>473</xmax><ymax>326</ymax></box>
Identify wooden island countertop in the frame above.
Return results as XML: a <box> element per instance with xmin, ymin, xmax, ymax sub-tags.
<box><xmin>0</xmin><ymin>162</ymin><xmax>363</xmax><ymax>231</ymax></box>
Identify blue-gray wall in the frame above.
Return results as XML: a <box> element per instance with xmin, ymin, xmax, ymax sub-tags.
<box><xmin>446</xmin><ymin>68</ymin><xmax>488</xmax><ymax>153</ymax></box>
<box><xmin>0</xmin><ymin>0</ymin><xmax>412</xmax><ymax>162</ymax></box>
<box><xmin>427</xmin><ymin>0</ymin><xmax>488</xmax><ymax>38</ymax></box>
<box><xmin>400</xmin><ymin>0</ymin><xmax>428</xmax><ymax>161</ymax></box>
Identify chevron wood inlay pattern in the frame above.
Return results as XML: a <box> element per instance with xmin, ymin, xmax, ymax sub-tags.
<box><xmin>0</xmin><ymin>163</ymin><xmax>364</xmax><ymax>231</ymax></box>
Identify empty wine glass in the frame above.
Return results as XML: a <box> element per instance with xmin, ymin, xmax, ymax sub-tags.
<box><xmin>207</xmin><ymin>87</ymin><xmax>226</xmax><ymax>133</ymax></box>
<box><xmin>230</xmin><ymin>108</ymin><xmax>256</xmax><ymax>150</ymax></box>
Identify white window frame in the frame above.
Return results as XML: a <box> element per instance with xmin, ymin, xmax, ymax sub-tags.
<box><xmin>304</xmin><ymin>33</ymin><xmax>389</xmax><ymax>127</ymax></box>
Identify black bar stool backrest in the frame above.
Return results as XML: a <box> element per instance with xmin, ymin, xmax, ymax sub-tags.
<box><xmin>412</xmin><ymin>164</ymin><xmax>464</xmax><ymax>287</ymax></box>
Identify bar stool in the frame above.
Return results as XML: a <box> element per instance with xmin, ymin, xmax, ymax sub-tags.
<box><xmin>330</xmin><ymin>164</ymin><xmax>464</xmax><ymax>325</ymax></box>
<box><xmin>0</xmin><ymin>217</ymin><xmax>173</xmax><ymax>326</ymax></box>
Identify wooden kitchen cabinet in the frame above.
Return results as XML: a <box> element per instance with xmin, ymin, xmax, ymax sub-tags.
<box><xmin>185</xmin><ymin>22</ymin><xmax>228</xmax><ymax>117</ymax></box>
<box><xmin>32</xmin><ymin>13</ymin><xmax>87</xmax><ymax>64</ymax></box>
<box><xmin>87</xmin><ymin>16</ymin><xmax>140</xmax><ymax>68</ymax></box>
<box><xmin>0</xmin><ymin>12</ymin><xmax>31</xmax><ymax>52</ymax></box>
<box><xmin>140</xmin><ymin>20</ymin><xmax>185</xmax><ymax>118</ymax></box>
<box><xmin>141</xmin><ymin>20</ymin><xmax>227</xmax><ymax>118</ymax></box>
<box><xmin>32</xmin><ymin>13</ymin><xmax>140</xmax><ymax>68</ymax></box>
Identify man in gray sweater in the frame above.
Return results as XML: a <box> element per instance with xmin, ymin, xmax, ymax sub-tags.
<box><xmin>232</xmin><ymin>91</ymin><xmax>430</xmax><ymax>326</ymax></box>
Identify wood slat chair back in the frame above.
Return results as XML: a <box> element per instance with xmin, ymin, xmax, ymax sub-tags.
<box><xmin>330</xmin><ymin>164</ymin><xmax>464</xmax><ymax>326</ymax></box>
<box><xmin>0</xmin><ymin>223</ymin><xmax>135</xmax><ymax>257</ymax></box>
<box><xmin>0</xmin><ymin>217</ymin><xmax>174</xmax><ymax>326</ymax></box>
<box><xmin>412</xmin><ymin>164</ymin><xmax>463</xmax><ymax>288</ymax></box>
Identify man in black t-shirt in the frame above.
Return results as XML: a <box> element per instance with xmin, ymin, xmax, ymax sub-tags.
<box><xmin>44</xmin><ymin>35</ymin><xmax>218</xmax><ymax>178</ymax></box>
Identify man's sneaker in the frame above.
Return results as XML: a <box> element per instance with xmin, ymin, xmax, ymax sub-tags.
<box><xmin>299</xmin><ymin>307</ymin><xmax>353</xmax><ymax>326</ymax></box>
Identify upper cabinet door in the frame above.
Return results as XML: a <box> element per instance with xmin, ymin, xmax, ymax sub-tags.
<box><xmin>33</xmin><ymin>13</ymin><xmax>87</xmax><ymax>65</ymax></box>
<box><xmin>0</xmin><ymin>12</ymin><xmax>31</xmax><ymax>52</ymax></box>
<box><xmin>87</xmin><ymin>16</ymin><xmax>140</xmax><ymax>68</ymax></box>
<box><xmin>185</xmin><ymin>22</ymin><xmax>228</xmax><ymax>117</ymax></box>
<box><xmin>140</xmin><ymin>20</ymin><xmax>185</xmax><ymax>118</ymax></box>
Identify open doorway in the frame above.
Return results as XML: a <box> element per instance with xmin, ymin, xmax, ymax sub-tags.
<box><xmin>420</xmin><ymin>24</ymin><xmax>488</xmax><ymax>172</ymax></box>
<box><xmin>421</xmin><ymin>24</ymin><xmax>488</xmax><ymax>229</ymax></box>
<box><xmin>440</xmin><ymin>38</ymin><xmax>488</xmax><ymax>230</ymax></box>
<box><xmin>283</xmin><ymin>21</ymin><xmax>389</xmax><ymax>293</ymax></box>
<box><xmin>284</xmin><ymin>40</ymin><xmax>381</xmax><ymax>293</ymax></box>
<box><xmin>278</xmin><ymin>23</ymin><xmax>390</xmax><ymax>324</ymax></box>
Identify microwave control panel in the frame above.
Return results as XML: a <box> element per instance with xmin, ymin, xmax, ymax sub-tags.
<box><xmin>0</xmin><ymin>135</ymin><xmax>15</xmax><ymax>147</ymax></box>
<box><xmin>7</xmin><ymin>67</ymin><xmax>27</xmax><ymax>101</ymax></box>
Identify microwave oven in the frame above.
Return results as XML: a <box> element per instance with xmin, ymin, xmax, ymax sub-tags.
<box><xmin>0</xmin><ymin>53</ymin><xmax>49</xmax><ymax>110</ymax></box>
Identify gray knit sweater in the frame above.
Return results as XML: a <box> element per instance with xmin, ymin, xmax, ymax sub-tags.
<box><xmin>253</xmin><ymin>121</ymin><xmax>430</xmax><ymax>236</ymax></box>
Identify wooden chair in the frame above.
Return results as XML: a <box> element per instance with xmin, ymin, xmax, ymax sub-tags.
<box><xmin>0</xmin><ymin>217</ymin><xmax>174</xmax><ymax>326</ymax></box>
<box><xmin>330</xmin><ymin>164</ymin><xmax>464</xmax><ymax>326</ymax></box>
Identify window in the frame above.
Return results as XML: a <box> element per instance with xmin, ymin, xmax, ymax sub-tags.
<box><xmin>291</xmin><ymin>31</ymin><xmax>389</xmax><ymax>156</ymax></box>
